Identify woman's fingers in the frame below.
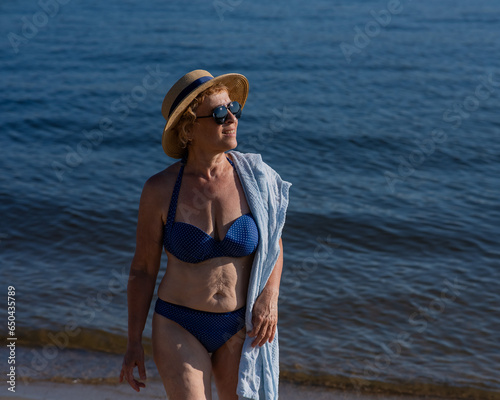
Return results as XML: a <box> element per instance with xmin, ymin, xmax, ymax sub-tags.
<box><xmin>249</xmin><ymin>293</ymin><xmax>279</xmax><ymax>347</ymax></box>
<box><xmin>138</xmin><ymin>361</ymin><xmax>147</xmax><ymax>381</ymax></box>
<box><xmin>121</xmin><ymin>343</ymin><xmax>147</xmax><ymax>391</ymax></box>
<box><xmin>126</xmin><ymin>365</ymin><xmax>146</xmax><ymax>392</ymax></box>
<box><xmin>125</xmin><ymin>366</ymin><xmax>138</xmax><ymax>392</ymax></box>
<box><xmin>248</xmin><ymin>314</ymin><xmax>262</xmax><ymax>337</ymax></box>
<box><xmin>269</xmin><ymin>322</ymin><xmax>277</xmax><ymax>343</ymax></box>
<box><xmin>120</xmin><ymin>356</ymin><xmax>146</xmax><ymax>392</ymax></box>
<box><xmin>259</xmin><ymin>323</ymin><xmax>274</xmax><ymax>346</ymax></box>
<box><xmin>249</xmin><ymin>316</ymin><xmax>277</xmax><ymax>347</ymax></box>
<box><xmin>249</xmin><ymin>322</ymin><xmax>264</xmax><ymax>347</ymax></box>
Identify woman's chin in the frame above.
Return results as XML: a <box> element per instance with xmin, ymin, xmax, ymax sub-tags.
<box><xmin>222</xmin><ymin>135</ymin><xmax>238</xmax><ymax>148</ymax></box>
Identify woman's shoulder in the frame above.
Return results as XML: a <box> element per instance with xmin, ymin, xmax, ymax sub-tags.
<box><xmin>141</xmin><ymin>161</ymin><xmax>182</xmax><ymax>199</ymax></box>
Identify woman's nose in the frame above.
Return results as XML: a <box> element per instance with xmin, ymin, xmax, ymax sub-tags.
<box><xmin>225</xmin><ymin>110</ymin><xmax>237</xmax><ymax>123</ymax></box>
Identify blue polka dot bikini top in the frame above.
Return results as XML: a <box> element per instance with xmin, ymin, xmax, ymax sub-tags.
<box><xmin>163</xmin><ymin>157</ymin><xmax>259</xmax><ymax>264</ymax></box>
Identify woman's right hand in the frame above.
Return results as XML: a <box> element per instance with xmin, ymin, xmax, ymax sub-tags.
<box><xmin>119</xmin><ymin>342</ymin><xmax>147</xmax><ymax>392</ymax></box>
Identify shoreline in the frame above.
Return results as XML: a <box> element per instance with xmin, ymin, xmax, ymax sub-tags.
<box><xmin>3</xmin><ymin>345</ymin><xmax>497</xmax><ymax>399</ymax></box>
<box><xmin>3</xmin><ymin>380</ymin><xmax>460</xmax><ymax>400</ymax></box>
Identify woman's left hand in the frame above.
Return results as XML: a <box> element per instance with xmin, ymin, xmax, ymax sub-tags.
<box><xmin>248</xmin><ymin>289</ymin><xmax>279</xmax><ymax>347</ymax></box>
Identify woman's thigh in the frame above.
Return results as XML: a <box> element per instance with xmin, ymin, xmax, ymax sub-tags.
<box><xmin>152</xmin><ymin>312</ymin><xmax>213</xmax><ymax>400</ymax></box>
<box><xmin>211</xmin><ymin>328</ymin><xmax>246</xmax><ymax>400</ymax></box>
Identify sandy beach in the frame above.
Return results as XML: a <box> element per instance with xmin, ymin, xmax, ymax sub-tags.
<box><xmin>3</xmin><ymin>380</ymin><xmax>456</xmax><ymax>400</ymax></box>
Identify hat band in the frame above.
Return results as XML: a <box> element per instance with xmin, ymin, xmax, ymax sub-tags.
<box><xmin>169</xmin><ymin>76</ymin><xmax>213</xmax><ymax>117</ymax></box>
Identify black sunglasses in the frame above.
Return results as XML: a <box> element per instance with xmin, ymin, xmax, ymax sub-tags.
<box><xmin>196</xmin><ymin>101</ymin><xmax>242</xmax><ymax>124</ymax></box>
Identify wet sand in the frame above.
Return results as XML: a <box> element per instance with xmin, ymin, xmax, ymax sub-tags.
<box><xmin>3</xmin><ymin>380</ymin><xmax>455</xmax><ymax>400</ymax></box>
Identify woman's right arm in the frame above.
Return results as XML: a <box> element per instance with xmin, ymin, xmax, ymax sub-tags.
<box><xmin>119</xmin><ymin>176</ymin><xmax>165</xmax><ymax>392</ymax></box>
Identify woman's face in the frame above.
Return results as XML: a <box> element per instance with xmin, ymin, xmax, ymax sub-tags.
<box><xmin>189</xmin><ymin>90</ymin><xmax>239</xmax><ymax>155</ymax></box>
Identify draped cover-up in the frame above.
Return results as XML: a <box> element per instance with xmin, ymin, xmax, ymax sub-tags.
<box><xmin>229</xmin><ymin>151</ymin><xmax>291</xmax><ymax>400</ymax></box>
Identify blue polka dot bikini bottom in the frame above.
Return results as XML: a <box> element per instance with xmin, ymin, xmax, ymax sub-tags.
<box><xmin>155</xmin><ymin>298</ymin><xmax>246</xmax><ymax>353</ymax></box>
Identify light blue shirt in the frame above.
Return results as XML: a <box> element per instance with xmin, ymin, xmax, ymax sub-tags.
<box><xmin>229</xmin><ymin>151</ymin><xmax>292</xmax><ymax>400</ymax></box>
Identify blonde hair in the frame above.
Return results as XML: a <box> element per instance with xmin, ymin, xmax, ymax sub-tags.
<box><xmin>173</xmin><ymin>83</ymin><xmax>229</xmax><ymax>155</ymax></box>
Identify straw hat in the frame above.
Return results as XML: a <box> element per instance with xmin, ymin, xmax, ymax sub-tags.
<box><xmin>161</xmin><ymin>69</ymin><xmax>249</xmax><ymax>158</ymax></box>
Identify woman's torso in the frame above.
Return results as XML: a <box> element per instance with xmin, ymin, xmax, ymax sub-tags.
<box><xmin>155</xmin><ymin>156</ymin><xmax>256</xmax><ymax>313</ymax></box>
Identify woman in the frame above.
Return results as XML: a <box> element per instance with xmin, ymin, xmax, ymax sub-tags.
<box><xmin>119</xmin><ymin>70</ymin><xmax>291</xmax><ymax>400</ymax></box>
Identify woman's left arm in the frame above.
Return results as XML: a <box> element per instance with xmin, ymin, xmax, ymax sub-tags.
<box><xmin>248</xmin><ymin>238</ymin><xmax>283</xmax><ymax>347</ymax></box>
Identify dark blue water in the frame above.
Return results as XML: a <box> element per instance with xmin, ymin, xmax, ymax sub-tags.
<box><xmin>1</xmin><ymin>0</ymin><xmax>500</xmax><ymax>397</ymax></box>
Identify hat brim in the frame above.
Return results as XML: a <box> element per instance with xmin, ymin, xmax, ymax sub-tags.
<box><xmin>162</xmin><ymin>73</ymin><xmax>249</xmax><ymax>158</ymax></box>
